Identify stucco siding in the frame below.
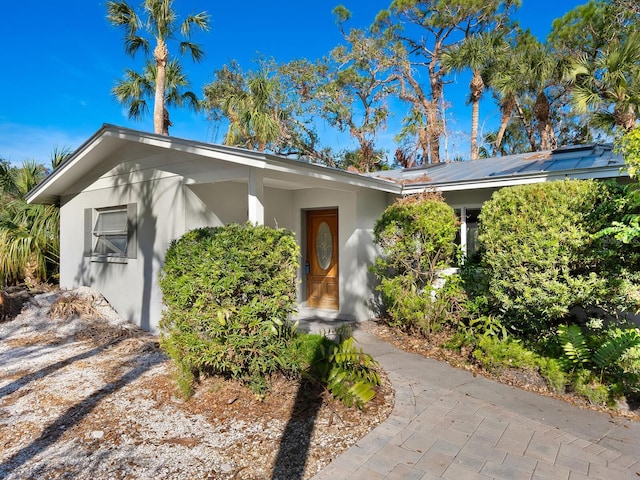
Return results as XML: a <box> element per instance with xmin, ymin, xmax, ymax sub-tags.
<box><xmin>60</xmin><ymin>171</ymin><xmax>185</xmax><ymax>332</ymax></box>
<box><xmin>185</xmin><ymin>182</ymin><xmax>294</xmax><ymax>231</ymax></box>
<box><xmin>442</xmin><ymin>189</ymin><xmax>495</xmax><ymax>208</ymax></box>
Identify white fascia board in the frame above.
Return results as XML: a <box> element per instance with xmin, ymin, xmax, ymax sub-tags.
<box><xmin>263</xmin><ymin>156</ymin><xmax>402</xmax><ymax>193</ymax></box>
<box><xmin>401</xmin><ymin>166</ymin><xmax>627</xmax><ymax>195</ymax></box>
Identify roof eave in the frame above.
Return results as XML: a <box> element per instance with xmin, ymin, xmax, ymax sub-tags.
<box><xmin>400</xmin><ymin>165</ymin><xmax>628</xmax><ymax>193</ymax></box>
<box><xmin>26</xmin><ymin>124</ymin><xmax>402</xmax><ymax>205</ymax></box>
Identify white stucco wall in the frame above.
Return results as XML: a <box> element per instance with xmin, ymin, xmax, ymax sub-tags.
<box><xmin>185</xmin><ymin>182</ymin><xmax>294</xmax><ymax>230</ymax></box>
<box><xmin>60</xmin><ymin>170</ymin><xmax>185</xmax><ymax>332</ymax></box>
<box><xmin>59</xmin><ymin>156</ymin><xmax>390</xmax><ymax>331</ymax></box>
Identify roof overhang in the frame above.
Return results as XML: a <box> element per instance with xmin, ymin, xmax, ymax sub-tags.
<box><xmin>26</xmin><ymin>124</ymin><xmax>401</xmax><ymax>205</ymax></box>
<box><xmin>401</xmin><ymin>165</ymin><xmax>628</xmax><ymax>194</ymax></box>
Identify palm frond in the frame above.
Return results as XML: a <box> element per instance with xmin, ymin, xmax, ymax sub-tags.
<box><xmin>558</xmin><ymin>324</ymin><xmax>590</xmax><ymax>368</ymax></box>
<box><xmin>181</xmin><ymin>12</ymin><xmax>209</xmax><ymax>37</ymax></box>
<box><xmin>179</xmin><ymin>41</ymin><xmax>205</xmax><ymax>62</ymax></box>
<box><xmin>124</xmin><ymin>35</ymin><xmax>149</xmax><ymax>56</ymax></box>
<box><xmin>50</xmin><ymin>146</ymin><xmax>73</xmax><ymax>169</ymax></box>
<box><xmin>106</xmin><ymin>0</ymin><xmax>140</xmax><ymax>36</ymax></box>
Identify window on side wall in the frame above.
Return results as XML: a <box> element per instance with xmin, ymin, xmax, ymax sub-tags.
<box><xmin>454</xmin><ymin>207</ymin><xmax>481</xmax><ymax>260</ymax></box>
<box><xmin>84</xmin><ymin>204</ymin><xmax>137</xmax><ymax>263</ymax></box>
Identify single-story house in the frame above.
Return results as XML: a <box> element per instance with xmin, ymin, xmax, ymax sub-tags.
<box><xmin>26</xmin><ymin>125</ymin><xmax>628</xmax><ymax>332</ymax></box>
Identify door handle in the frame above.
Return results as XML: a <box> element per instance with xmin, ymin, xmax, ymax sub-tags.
<box><xmin>305</xmin><ymin>262</ymin><xmax>310</xmax><ymax>275</ymax></box>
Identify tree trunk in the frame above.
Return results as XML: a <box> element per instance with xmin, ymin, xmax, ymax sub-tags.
<box><xmin>535</xmin><ymin>91</ymin><xmax>551</xmax><ymax>151</ymax></box>
<box><xmin>469</xmin><ymin>70</ymin><xmax>484</xmax><ymax>160</ymax></box>
<box><xmin>162</xmin><ymin>107</ymin><xmax>171</xmax><ymax>136</ymax></box>
<box><xmin>494</xmin><ymin>94</ymin><xmax>515</xmax><ymax>156</ymax></box>
<box><xmin>427</xmin><ymin>53</ymin><xmax>443</xmax><ymax>164</ymax></box>
<box><xmin>154</xmin><ymin>40</ymin><xmax>169</xmax><ymax>135</ymax></box>
<box><xmin>515</xmin><ymin>99</ymin><xmax>537</xmax><ymax>151</ymax></box>
<box><xmin>614</xmin><ymin>104</ymin><xmax>637</xmax><ymax>132</ymax></box>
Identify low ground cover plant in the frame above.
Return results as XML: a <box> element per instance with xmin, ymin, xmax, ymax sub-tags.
<box><xmin>159</xmin><ymin>223</ymin><xmax>380</xmax><ymax>408</ymax></box>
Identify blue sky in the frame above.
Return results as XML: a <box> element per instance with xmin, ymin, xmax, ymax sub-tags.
<box><xmin>0</xmin><ymin>0</ymin><xmax>586</xmax><ymax>166</ymax></box>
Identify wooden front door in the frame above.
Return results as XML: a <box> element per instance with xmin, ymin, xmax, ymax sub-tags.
<box><xmin>306</xmin><ymin>209</ymin><xmax>339</xmax><ymax>309</ymax></box>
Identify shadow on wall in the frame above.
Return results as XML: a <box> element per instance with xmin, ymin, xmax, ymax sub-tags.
<box><xmin>74</xmin><ymin>158</ymin><xmax>183</xmax><ymax>331</ymax></box>
<box><xmin>349</xmin><ymin>228</ymin><xmax>384</xmax><ymax>321</ymax></box>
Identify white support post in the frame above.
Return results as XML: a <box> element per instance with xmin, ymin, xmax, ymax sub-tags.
<box><xmin>460</xmin><ymin>206</ymin><xmax>468</xmax><ymax>260</ymax></box>
<box><xmin>248</xmin><ymin>168</ymin><xmax>265</xmax><ymax>225</ymax></box>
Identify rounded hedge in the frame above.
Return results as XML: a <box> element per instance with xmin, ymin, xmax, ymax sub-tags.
<box><xmin>478</xmin><ymin>179</ymin><xmax>629</xmax><ymax>335</ymax></box>
<box><xmin>372</xmin><ymin>192</ymin><xmax>460</xmax><ymax>334</ymax></box>
<box><xmin>158</xmin><ymin>223</ymin><xmax>300</xmax><ymax>395</ymax></box>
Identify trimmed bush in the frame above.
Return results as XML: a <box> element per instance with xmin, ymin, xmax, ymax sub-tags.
<box><xmin>372</xmin><ymin>192</ymin><xmax>460</xmax><ymax>335</ymax></box>
<box><xmin>159</xmin><ymin>223</ymin><xmax>300</xmax><ymax>397</ymax></box>
<box><xmin>478</xmin><ymin>179</ymin><xmax>632</xmax><ymax>336</ymax></box>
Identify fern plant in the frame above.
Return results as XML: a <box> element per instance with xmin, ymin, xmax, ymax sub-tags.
<box><xmin>557</xmin><ymin>324</ymin><xmax>590</xmax><ymax>369</ymax></box>
<box><xmin>309</xmin><ymin>336</ymin><xmax>381</xmax><ymax>410</ymax></box>
<box><xmin>593</xmin><ymin>328</ymin><xmax>640</xmax><ymax>377</ymax></box>
<box><xmin>557</xmin><ymin>324</ymin><xmax>640</xmax><ymax>386</ymax></box>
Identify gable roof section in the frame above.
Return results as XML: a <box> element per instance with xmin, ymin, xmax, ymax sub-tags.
<box><xmin>26</xmin><ymin>124</ymin><xmax>401</xmax><ymax>205</ymax></box>
<box><xmin>370</xmin><ymin>144</ymin><xmax>627</xmax><ymax>193</ymax></box>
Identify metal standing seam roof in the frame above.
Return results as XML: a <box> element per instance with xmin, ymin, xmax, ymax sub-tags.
<box><xmin>368</xmin><ymin>144</ymin><xmax>626</xmax><ymax>186</ymax></box>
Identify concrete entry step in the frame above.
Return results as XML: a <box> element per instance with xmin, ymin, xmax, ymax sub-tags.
<box><xmin>293</xmin><ymin>307</ymin><xmax>357</xmax><ymax>341</ymax></box>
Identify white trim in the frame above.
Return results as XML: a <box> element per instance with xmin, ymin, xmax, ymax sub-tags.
<box><xmin>248</xmin><ymin>168</ymin><xmax>265</xmax><ymax>225</ymax></box>
<box><xmin>26</xmin><ymin>124</ymin><xmax>401</xmax><ymax>205</ymax></box>
<box><xmin>402</xmin><ymin>167</ymin><xmax>627</xmax><ymax>194</ymax></box>
<box><xmin>459</xmin><ymin>206</ymin><xmax>467</xmax><ymax>256</ymax></box>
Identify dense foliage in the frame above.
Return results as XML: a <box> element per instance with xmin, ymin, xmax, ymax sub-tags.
<box><xmin>372</xmin><ymin>192</ymin><xmax>461</xmax><ymax>335</ymax></box>
<box><xmin>201</xmin><ymin>1</ymin><xmax>639</xmax><ymax>166</ymax></box>
<box><xmin>477</xmin><ymin>180</ymin><xmax>635</xmax><ymax>336</ymax></box>
<box><xmin>159</xmin><ymin>224</ymin><xmax>300</xmax><ymax>395</ymax></box>
<box><xmin>0</xmin><ymin>159</ymin><xmax>60</xmax><ymax>287</ymax></box>
<box><xmin>159</xmin><ymin>223</ymin><xmax>381</xmax><ymax>408</ymax></box>
<box><xmin>371</xmin><ymin>178</ymin><xmax>640</xmax><ymax>408</ymax></box>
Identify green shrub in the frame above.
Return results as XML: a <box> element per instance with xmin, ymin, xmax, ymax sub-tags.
<box><xmin>539</xmin><ymin>357</ymin><xmax>568</xmax><ymax>394</ymax></box>
<box><xmin>159</xmin><ymin>223</ymin><xmax>300</xmax><ymax>397</ymax></box>
<box><xmin>472</xmin><ymin>335</ymin><xmax>537</xmax><ymax>370</ymax></box>
<box><xmin>468</xmin><ymin>334</ymin><xmax>568</xmax><ymax>394</ymax></box>
<box><xmin>372</xmin><ymin>192</ymin><xmax>460</xmax><ymax>335</ymax></box>
<box><xmin>478</xmin><ymin>180</ymin><xmax>631</xmax><ymax>336</ymax></box>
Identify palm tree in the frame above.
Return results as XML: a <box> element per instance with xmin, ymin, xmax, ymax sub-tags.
<box><xmin>487</xmin><ymin>31</ymin><xmax>564</xmax><ymax>153</ymax></box>
<box><xmin>51</xmin><ymin>146</ymin><xmax>72</xmax><ymax>169</ymax></box>
<box><xmin>442</xmin><ymin>32</ymin><xmax>507</xmax><ymax>160</ymax></box>
<box><xmin>223</xmin><ymin>69</ymin><xmax>283</xmax><ymax>152</ymax></box>
<box><xmin>107</xmin><ymin>0</ymin><xmax>208</xmax><ymax>135</ymax></box>
<box><xmin>113</xmin><ymin>59</ymin><xmax>200</xmax><ymax>135</ymax></box>
<box><xmin>204</xmin><ymin>63</ymin><xmax>286</xmax><ymax>152</ymax></box>
<box><xmin>568</xmin><ymin>32</ymin><xmax>640</xmax><ymax>132</ymax></box>
<box><xmin>0</xmin><ymin>160</ymin><xmax>58</xmax><ymax>287</ymax></box>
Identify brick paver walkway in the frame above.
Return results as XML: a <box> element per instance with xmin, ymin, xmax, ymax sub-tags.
<box><xmin>312</xmin><ymin>326</ymin><xmax>640</xmax><ymax>480</ymax></box>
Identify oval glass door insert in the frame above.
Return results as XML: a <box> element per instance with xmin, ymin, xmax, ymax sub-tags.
<box><xmin>315</xmin><ymin>221</ymin><xmax>333</xmax><ymax>270</ymax></box>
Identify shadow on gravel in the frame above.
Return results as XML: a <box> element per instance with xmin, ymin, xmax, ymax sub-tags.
<box><xmin>0</xmin><ymin>343</ymin><xmax>163</xmax><ymax>476</ymax></box>
<box><xmin>272</xmin><ymin>321</ymin><xmax>362</xmax><ymax>480</ymax></box>
<box><xmin>271</xmin><ymin>378</ymin><xmax>324</xmax><ymax>480</ymax></box>
<box><xmin>0</xmin><ymin>339</ymin><xmax>125</xmax><ymax>399</ymax></box>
